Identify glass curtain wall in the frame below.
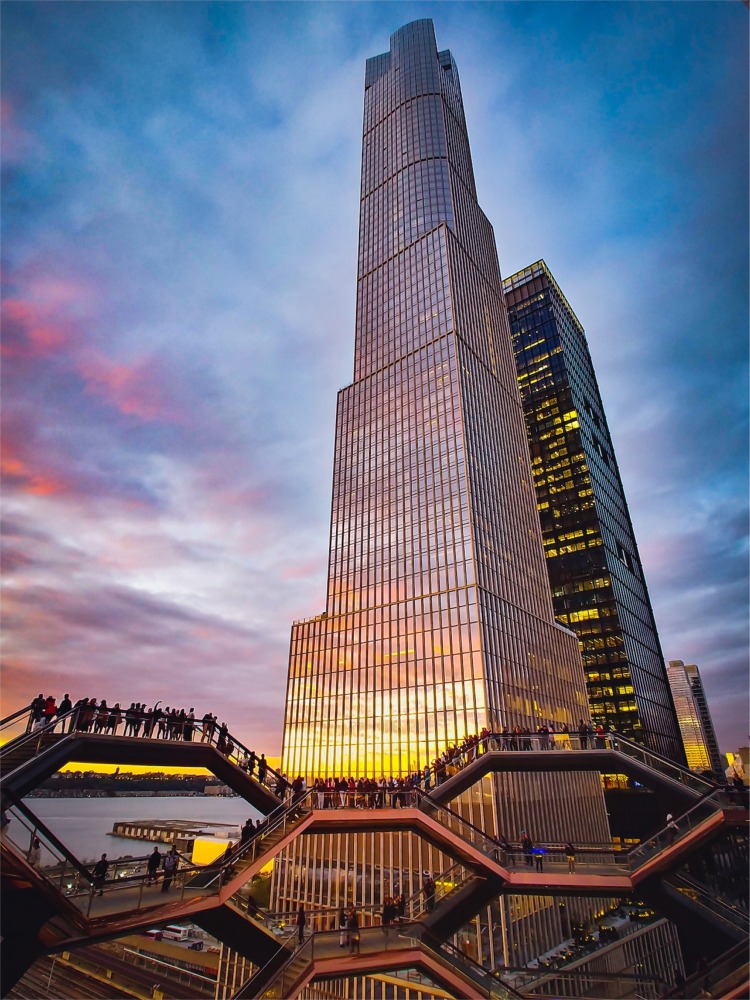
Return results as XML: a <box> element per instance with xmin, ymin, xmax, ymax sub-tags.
<box><xmin>275</xmin><ymin>20</ymin><xmax>612</xmax><ymax>975</ymax></box>
<box><xmin>504</xmin><ymin>261</ymin><xmax>684</xmax><ymax>763</ymax></box>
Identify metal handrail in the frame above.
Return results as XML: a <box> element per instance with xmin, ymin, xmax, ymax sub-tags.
<box><xmin>404</xmin><ymin>860</ymin><xmax>475</xmax><ymax>918</ymax></box>
<box><xmin>424</xmin><ymin>731</ymin><xmax>718</xmax><ymax>798</ymax></box>
<box><xmin>0</xmin><ymin>706</ymin><xmax>78</xmax><ymax>766</ymax></box>
<box><xmin>0</xmin><ymin>703</ymin><xmax>289</xmax><ymax>805</ymax></box>
<box><xmin>415</xmin><ymin>788</ymin><xmax>502</xmax><ymax>854</ymax></box>
<box><xmin>5</xmin><ymin>793</ymin><xmax>220</xmax><ymax>923</ymax></box>
<box><xmin>199</xmin><ymin>788</ymin><xmax>317</xmax><ymax>891</ymax></box>
<box><xmin>626</xmin><ymin>790</ymin><xmax>725</xmax><ymax>871</ymax></box>
<box><xmin>667</xmin><ymin>871</ymin><xmax>750</xmax><ymax>931</ymax></box>
<box><xmin>256</xmin><ymin>921</ymin><xmax>519</xmax><ymax>999</ymax></box>
<box><xmin>6</xmin><ymin>795</ymin><xmax>95</xmax><ymax>883</ymax></box>
<box><xmin>605</xmin><ymin>731</ymin><xmax>718</xmax><ymax>793</ymax></box>
<box><xmin>232</xmin><ymin>927</ymin><xmax>298</xmax><ymax>998</ymax></box>
<box><xmin>0</xmin><ymin>703</ymin><xmax>33</xmax><ymax>729</ymax></box>
<box><xmin>199</xmin><ymin>725</ymin><xmax>286</xmax><ymax>792</ymax></box>
<box><xmin>421</xmin><ymin>925</ymin><xmax>523</xmax><ymax>998</ymax></box>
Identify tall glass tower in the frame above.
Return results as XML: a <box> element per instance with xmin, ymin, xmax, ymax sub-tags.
<box><xmin>282</xmin><ymin>20</ymin><xmax>599</xmax><ymax>786</ymax></box>
<box><xmin>667</xmin><ymin>659</ymin><xmax>724</xmax><ymax>776</ymax></box>
<box><xmin>275</xmin><ymin>20</ymin><xmax>611</xmax><ymax>970</ymax></box>
<box><xmin>503</xmin><ymin>261</ymin><xmax>683</xmax><ymax>762</ymax></box>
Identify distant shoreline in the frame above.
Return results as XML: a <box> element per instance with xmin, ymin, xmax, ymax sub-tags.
<box><xmin>26</xmin><ymin>790</ymin><xmax>240</xmax><ymax>799</ymax></box>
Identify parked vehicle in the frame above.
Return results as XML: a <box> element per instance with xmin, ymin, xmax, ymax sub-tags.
<box><xmin>161</xmin><ymin>924</ymin><xmax>190</xmax><ymax>941</ymax></box>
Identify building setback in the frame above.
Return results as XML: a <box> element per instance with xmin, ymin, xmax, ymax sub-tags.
<box><xmin>667</xmin><ymin>659</ymin><xmax>724</xmax><ymax>777</ymax></box>
<box><xmin>503</xmin><ymin>261</ymin><xmax>684</xmax><ymax>763</ymax></box>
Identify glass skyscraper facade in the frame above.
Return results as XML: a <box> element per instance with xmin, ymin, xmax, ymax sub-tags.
<box><xmin>503</xmin><ymin>261</ymin><xmax>683</xmax><ymax>762</ymax></box>
<box><xmin>281</xmin><ymin>20</ymin><xmax>605</xmax><ymax>819</ymax></box>
<box><xmin>667</xmin><ymin>659</ymin><xmax>724</xmax><ymax>776</ymax></box>
<box><xmin>275</xmin><ymin>20</ymin><xmax>611</xmax><ymax>972</ymax></box>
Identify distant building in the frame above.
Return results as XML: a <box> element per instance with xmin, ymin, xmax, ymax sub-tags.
<box><xmin>504</xmin><ymin>260</ymin><xmax>683</xmax><ymax>762</ymax></box>
<box><xmin>666</xmin><ymin>659</ymin><xmax>724</xmax><ymax>776</ymax></box>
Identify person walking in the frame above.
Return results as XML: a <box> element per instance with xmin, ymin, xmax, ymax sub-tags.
<box><xmin>347</xmin><ymin>907</ymin><xmax>360</xmax><ymax>954</ymax></box>
<box><xmin>296</xmin><ymin>903</ymin><xmax>307</xmax><ymax>945</ymax></box>
<box><xmin>161</xmin><ymin>846</ymin><xmax>178</xmax><ymax>892</ymax></box>
<box><xmin>578</xmin><ymin>720</ymin><xmax>589</xmax><ymax>750</ymax></box>
<box><xmin>382</xmin><ymin>895</ymin><xmax>395</xmax><ymax>936</ymax></box>
<box><xmin>146</xmin><ymin>847</ymin><xmax>161</xmax><ymax>885</ymax></box>
<box><xmin>28</xmin><ymin>694</ymin><xmax>45</xmax><ymax>733</ymax></box>
<box><xmin>338</xmin><ymin>905</ymin><xmax>348</xmax><ymax>947</ymax></box>
<box><xmin>141</xmin><ymin>707</ymin><xmax>154</xmax><ymax>739</ymax></box>
<box><xmin>108</xmin><ymin>703</ymin><xmax>122</xmax><ymax>735</ymax></box>
<box><xmin>123</xmin><ymin>704</ymin><xmax>136</xmax><ymax>737</ymax></box>
<box><xmin>43</xmin><ymin>695</ymin><xmax>58</xmax><ymax>730</ymax></box>
<box><xmin>240</xmin><ymin>819</ymin><xmax>254</xmax><ymax>848</ymax></box>
<box><xmin>666</xmin><ymin>814</ymin><xmax>679</xmax><ymax>845</ymax></box>
<box><xmin>565</xmin><ymin>842</ymin><xmax>576</xmax><ymax>873</ymax></box>
<box><xmin>257</xmin><ymin>754</ymin><xmax>268</xmax><ymax>786</ymax></box>
<box><xmin>534</xmin><ymin>847</ymin><xmax>545</xmax><ymax>873</ymax></box>
<box><xmin>27</xmin><ymin>837</ymin><xmax>42</xmax><ymax>868</ymax></box>
<box><xmin>94</xmin><ymin>701</ymin><xmax>109</xmax><ymax>734</ymax></box>
<box><xmin>92</xmin><ymin>853</ymin><xmax>109</xmax><ymax>896</ymax></box>
<box><xmin>423</xmin><ymin>874</ymin><xmax>436</xmax><ymax>912</ymax></box>
<box><xmin>56</xmin><ymin>694</ymin><xmax>72</xmax><ymax>732</ymax></box>
<box><xmin>521</xmin><ymin>832</ymin><xmax>534</xmax><ymax>867</ymax></box>
<box><xmin>184</xmin><ymin>709</ymin><xmax>195</xmax><ymax>742</ymax></box>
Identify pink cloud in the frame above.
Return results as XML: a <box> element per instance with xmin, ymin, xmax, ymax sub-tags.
<box><xmin>1</xmin><ymin>297</ymin><xmax>71</xmax><ymax>359</ymax></box>
<box><xmin>2</xmin><ymin>266</ymin><xmax>188</xmax><ymax>426</ymax></box>
<box><xmin>0</xmin><ymin>96</ymin><xmax>33</xmax><ymax>165</ymax></box>
<box><xmin>76</xmin><ymin>351</ymin><xmax>185</xmax><ymax>423</ymax></box>
<box><xmin>283</xmin><ymin>558</ymin><xmax>325</xmax><ymax>580</ymax></box>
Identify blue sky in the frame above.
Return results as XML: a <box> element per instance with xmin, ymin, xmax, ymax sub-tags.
<box><xmin>2</xmin><ymin>2</ymin><xmax>747</xmax><ymax>755</ymax></box>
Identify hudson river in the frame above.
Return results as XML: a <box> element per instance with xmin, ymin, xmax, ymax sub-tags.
<box><xmin>12</xmin><ymin>796</ymin><xmax>262</xmax><ymax>865</ymax></box>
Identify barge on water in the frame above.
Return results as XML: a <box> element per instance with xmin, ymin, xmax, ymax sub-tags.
<box><xmin>110</xmin><ymin>819</ymin><xmax>238</xmax><ymax>854</ymax></box>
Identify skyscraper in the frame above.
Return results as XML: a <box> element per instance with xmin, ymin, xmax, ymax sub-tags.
<box><xmin>667</xmin><ymin>659</ymin><xmax>724</xmax><ymax>776</ymax></box>
<box><xmin>503</xmin><ymin>261</ymin><xmax>684</xmax><ymax>762</ymax></box>
<box><xmin>276</xmin><ymin>19</ymin><xmax>611</xmax><ymax>968</ymax></box>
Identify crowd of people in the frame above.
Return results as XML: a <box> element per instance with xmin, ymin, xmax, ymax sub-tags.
<box><xmin>23</xmin><ymin>695</ymin><xmax>612</xmax><ymax>816</ymax></box>
<box><xmin>26</xmin><ymin>693</ymin><xmax>227</xmax><ymax>746</ymax></box>
<box><xmin>264</xmin><ymin>720</ymin><xmax>611</xmax><ymax>813</ymax></box>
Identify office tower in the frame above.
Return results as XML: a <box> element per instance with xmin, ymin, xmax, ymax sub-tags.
<box><xmin>275</xmin><ymin>19</ymin><xmax>611</xmax><ymax>970</ymax></box>
<box><xmin>667</xmin><ymin>659</ymin><xmax>724</xmax><ymax>776</ymax></box>
<box><xmin>504</xmin><ymin>261</ymin><xmax>684</xmax><ymax>763</ymax></box>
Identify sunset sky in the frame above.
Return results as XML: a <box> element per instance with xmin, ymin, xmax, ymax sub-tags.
<box><xmin>2</xmin><ymin>2</ymin><xmax>747</xmax><ymax>756</ymax></box>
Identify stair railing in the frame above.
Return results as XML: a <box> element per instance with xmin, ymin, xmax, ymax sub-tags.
<box><xmin>604</xmin><ymin>732</ymin><xmax>718</xmax><ymax>795</ymax></box>
<box><xmin>421</xmin><ymin>730</ymin><xmax>718</xmax><ymax>799</ymax></box>
<box><xmin>2</xmin><ymin>797</ymin><xmax>96</xmax><ymax>914</ymax></box>
<box><xmin>416</xmin><ymin>789</ymin><xmax>625</xmax><ymax>874</ymax></box>
<box><xmin>199</xmin><ymin>788</ymin><xmax>317</xmax><ymax>892</ymax></box>
<box><xmin>403</xmin><ymin>860</ymin><xmax>476</xmax><ymax>919</ymax></box>
<box><xmin>196</xmin><ymin>723</ymin><xmax>286</xmax><ymax>795</ymax></box>
<box><xmin>0</xmin><ymin>706</ymin><xmax>79</xmax><ymax>778</ymax></box>
<box><xmin>0</xmin><ymin>703</ymin><xmax>32</xmax><ymax>731</ymax></box>
<box><xmin>420</xmin><ymin>926</ymin><xmax>524</xmax><ymax>998</ymax></box>
<box><xmin>4</xmin><ymin>796</ymin><xmax>220</xmax><ymax>918</ymax></box>
<box><xmin>626</xmin><ymin>791</ymin><xmax>725</xmax><ymax>873</ymax></box>
<box><xmin>0</xmin><ymin>703</ymin><xmax>288</xmax><ymax>803</ymax></box>
<box><xmin>665</xmin><ymin>871</ymin><xmax>750</xmax><ymax>933</ymax></box>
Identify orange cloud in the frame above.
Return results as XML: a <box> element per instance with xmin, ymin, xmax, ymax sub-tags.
<box><xmin>1</xmin><ymin>441</ymin><xmax>67</xmax><ymax>497</ymax></box>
